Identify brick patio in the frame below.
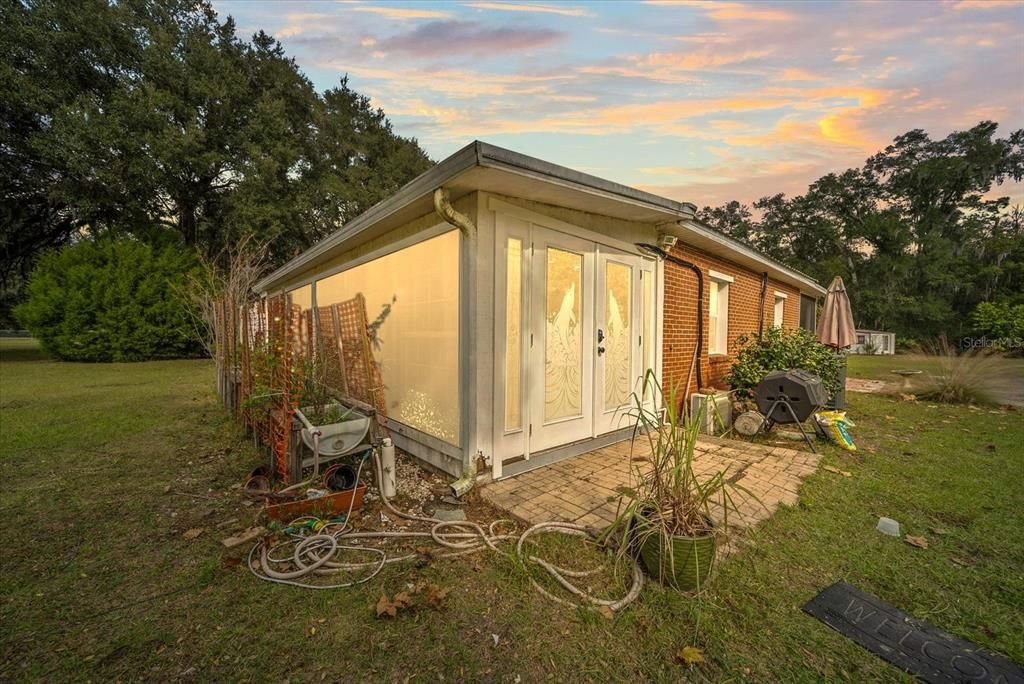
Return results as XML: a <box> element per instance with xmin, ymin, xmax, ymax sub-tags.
<box><xmin>481</xmin><ymin>436</ymin><xmax>821</xmax><ymax>531</ymax></box>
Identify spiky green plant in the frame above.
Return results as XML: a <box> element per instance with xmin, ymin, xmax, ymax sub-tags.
<box><xmin>602</xmin><ymin>370</ymin><xmax>757</xmax><ymax>584</ymax></box>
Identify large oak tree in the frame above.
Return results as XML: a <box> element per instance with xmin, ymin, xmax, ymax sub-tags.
<box><xmin>698</xmin><ymin>123</ymin><xmax>1024</xmax><ymax>341</ymax></box>
<box><xmin>1</xmin><ymin>0</ymin><xmax>432</xmax><ymax>325</ymax></box>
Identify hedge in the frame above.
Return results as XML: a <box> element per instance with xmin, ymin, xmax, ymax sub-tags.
<box><xmin>15</xmin><ymin>238</ymin><xmax>203</xmax><ymax>361</ymax></box>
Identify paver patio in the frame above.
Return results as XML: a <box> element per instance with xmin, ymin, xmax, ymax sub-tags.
<box><xmin>481</xmin><ymin>436</ymin><xmax>821</xmax><ymax>531</ymax></box>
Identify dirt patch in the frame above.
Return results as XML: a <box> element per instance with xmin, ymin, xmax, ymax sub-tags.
<box><xmin>847</xmin><ymin>378</ymin><xmax>894</xmax><ymax>394</ymax></box>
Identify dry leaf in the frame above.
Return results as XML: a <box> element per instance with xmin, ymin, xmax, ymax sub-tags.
<box><xmin>823</xmin><ymin>465</ymin><xmax>852</xmax><ymax>477</ymax></box>
<box><xmin>376</xmin><ymin>594</ymin><xmax>398</xmax><ymax>618</ymax></box>
<box><xmin>676</xmin><ymin>646</ymin><xmax>705</xmax><ymax>667</ymax></box>
<box><xmin>950</xmin><ymin>557</ymin><xmax>970</xmax><ymax>567</ymax></box>
<box><xmin>393</xmin><ymin>592</ymin><xmax>412</xmax><ymax>609</ymax></box>
<box><xmin>904</xmin><ymin>535</ymin><xmax>929</xmax><ymax>549</ymax></box>
<box><xmin>424</xmin><ymin>584</ymin><xmax>451</xmax><ymax>609</ymax></box>
<box><xmin>182</xmin><ymin>528</ymin><xmax>204</xmax><ymax>540</ymax></box>
<box><xmin>598</xmin><ymin>606</ymin><xmax>614</xmax><ymax>620</ymax></box>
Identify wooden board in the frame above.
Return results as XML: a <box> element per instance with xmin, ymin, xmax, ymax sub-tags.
<box><xmin>263</xmin><ymin>484</ymin><xmax>367</xmax><ymax>522</ymax></box>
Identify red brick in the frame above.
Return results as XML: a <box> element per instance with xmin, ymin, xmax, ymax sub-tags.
<box><xmin>662</xmin><ymin>243</ymin><xmax>801</xmax><ymax>400</ymax></box>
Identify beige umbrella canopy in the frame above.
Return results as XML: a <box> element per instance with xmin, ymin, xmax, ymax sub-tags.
<box><xmin>816</xmin><ymin>276</ymin><xmax>856</xmax><ymax>349</ymax></box>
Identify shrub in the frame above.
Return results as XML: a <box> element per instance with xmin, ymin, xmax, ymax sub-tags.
<box><xmin>896</xmin><ymin>337</ymin><xmax>922</xmax><ymax>353</ymax></box>
<box><xmin>728</xmin><ymin>326</ymin><xmax>843</xmax><ymax>397</ymax></box>
<box><xmin>15</xmin><ymin>238</ymin><xmax>203</xmax><ymax>361</ymax></box>
<box><xmin>969</xmin><ymin>301</ymin><xmax>1024</xmax><ymax>353</ymax></box>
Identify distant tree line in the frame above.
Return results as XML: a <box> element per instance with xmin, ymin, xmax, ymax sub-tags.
<box><xmin>697</xmin><ymin>123</ymin><xmax>1024</xmax><ymax>345</ymax></box>
<box><xmin>1</xmin><ymin>0</ymin><xmax>433</xmax><ymax>328</ymax></box>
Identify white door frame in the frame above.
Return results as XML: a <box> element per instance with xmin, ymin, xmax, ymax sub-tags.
<box><xmin>492</xmin><ymin>209</ymin><xmax>658</xmax><ymax>478</ymax></box>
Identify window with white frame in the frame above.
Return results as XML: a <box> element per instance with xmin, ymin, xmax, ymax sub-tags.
<box><xmin>773</xmin><ymin>291</ymin><xmax>787</xmax><ymax>327</ymax></box>
<box><xmin>708</xmin><ymin>270</ymin><xmax>732</xmax><ymax>355</ymax></box>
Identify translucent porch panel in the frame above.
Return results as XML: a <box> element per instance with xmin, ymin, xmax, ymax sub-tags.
<box><xmin>315</xmin><ymin>230</ymin><xmax>461</xmax><ymax>445</ymax></box>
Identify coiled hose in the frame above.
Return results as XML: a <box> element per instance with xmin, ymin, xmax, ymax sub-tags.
<box><xmin>247</xmin><ymin>447</ymin><xmax>643</xmax><ymax>612</ymax></box>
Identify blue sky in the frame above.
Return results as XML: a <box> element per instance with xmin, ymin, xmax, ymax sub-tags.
<box><xmin>213</xmin><ymin>0</ymin><xmax>1024</xmax><ymax>207</ymax></box>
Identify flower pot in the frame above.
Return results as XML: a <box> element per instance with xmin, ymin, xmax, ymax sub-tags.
<box><xmin>636</xmin><ymin>518</ymin><xmax>716</xmax><ymax>592</ymax></box>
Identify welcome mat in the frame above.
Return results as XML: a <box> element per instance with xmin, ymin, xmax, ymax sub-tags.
<box><xmin>802</xmin><ymin>582</ymin><xmax>1023</xmax><ymax>683</ymax></box>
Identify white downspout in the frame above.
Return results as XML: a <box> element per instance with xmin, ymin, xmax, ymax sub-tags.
<box><xmin>433</xmin><ymin>187</ymin><xmax>478</xmax><ymax>496</ymax></box>
<box><xmin>433</xmin><ymin>187</ymin><xmax>475</xmax><ymax>237</ymax></box>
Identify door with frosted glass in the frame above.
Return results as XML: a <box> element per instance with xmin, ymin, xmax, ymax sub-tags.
<box><xmin>594</xmin><ymin>252</ymin><xmax>657</xmax><ymax>434</ymax></box>
<box><xmin>595</xmin><ymin>252</ymin><xmax>638</xmax><ymax>434</ymax></box>
<box><xmin>528</xmin><ymin>230</ymin><xmax>595</xmax><ymax>453</ymax></box>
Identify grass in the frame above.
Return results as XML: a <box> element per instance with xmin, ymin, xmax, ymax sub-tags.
<box><xmin>846</xmin><ymin>352</ymin><xmax>1024</xmax><ymax>382</ymax></box>
<box><xmin>1</xmin><ymin>338</ymin><xmax>1022</xmax><ymax>681</ymax></box>
<box><xmin>847</xmin><ymin>353</ymin><xmax>1024</xmax><ymax>405</ymax></box>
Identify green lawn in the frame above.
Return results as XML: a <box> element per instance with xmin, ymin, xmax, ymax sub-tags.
<box><xmin>2</xmin><ymin>339</ymin><xmax>1022</xmax><ymax>681</ymax></box>
<box><xmin>847</xmin><ymin>353</ymin><xmax>1024</xmax><ymax>405</ymax></box>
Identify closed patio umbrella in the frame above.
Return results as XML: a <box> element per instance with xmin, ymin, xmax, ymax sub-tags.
<box><xmin>817</xmin><ymin>276</ymin><xmax>856</xmax><ymax>409</ymax></box>
<box><xmin>817</xmin><ymin>276</ymin><xmax>856</xmax><ymax>349</ymax></box>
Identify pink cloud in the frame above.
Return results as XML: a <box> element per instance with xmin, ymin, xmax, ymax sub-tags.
<box><xmin>644</xmin><ymin>0</ymin><xmax>798</xmax><ymax>23</ymax></box>
<box><xmin>376</xmin><ymin>20</ymin><xmax>565</xmax><ymax>57</ymax></box>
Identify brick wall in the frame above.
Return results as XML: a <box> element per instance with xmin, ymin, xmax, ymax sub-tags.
<box><xmin>661</xmin><ymin>242</ymin><xmax>801</xmax><ymax>400</ymax></box>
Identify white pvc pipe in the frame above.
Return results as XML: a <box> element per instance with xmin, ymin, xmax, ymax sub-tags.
<box><xmin>379</xmin><ymin>438</ymin><xmax>397</xmax><ymax>499</ymax></box>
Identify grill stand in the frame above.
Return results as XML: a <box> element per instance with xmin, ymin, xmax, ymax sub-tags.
<box><xmin>762</xmin><ymin>398</ymin><xmax>828</xmax><ymax>453</ymax></box>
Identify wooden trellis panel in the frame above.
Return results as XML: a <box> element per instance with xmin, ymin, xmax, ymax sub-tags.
<box><xmin>315</xmin><ymin>304</ymin><xmax>348</xmax><ymax>396</ymax></box>
<box><xmin>336</xmin><ymin>294</ymin><xmax>387</xmax><ymax>419</ymax></box>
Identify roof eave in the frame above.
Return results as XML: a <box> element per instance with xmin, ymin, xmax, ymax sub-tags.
<box><xmin>675</xmin><ymin>219</ymin><xmax>827</xmax><ymax>296</ymax></box>
<box><xmin>253</xmin><ymin>140</ymin><xmax>822</xmax><ymax>296</ymax></box>
<box><xmin>253</xmin><ymin>141</ymin><xmax>481</xmax><ymax>293</ymax></box>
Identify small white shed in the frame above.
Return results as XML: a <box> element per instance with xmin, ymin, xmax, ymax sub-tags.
<box><xmin>850</xmin><ymin>329</ymin><xmax>896</xmax><ymax>355</ymax></box>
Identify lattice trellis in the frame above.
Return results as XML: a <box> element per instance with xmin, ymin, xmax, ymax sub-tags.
<box><xmin>336</xmin><ymin>294</ymin><xmax>387</xmax><ymax>419</ymax></box>
<box><xmin>218</xmin><ymin>290</ymin><xmax>384</xmax><ymax>483</ymax></box>
<box><xmin>315</xmin><ymin>304</ymin><xmax>348</xmax><ymax>396</ymax></box>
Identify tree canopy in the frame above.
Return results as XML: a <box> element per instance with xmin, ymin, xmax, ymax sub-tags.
<box><xmin>1</xmin><ymin>0</ymin><xmax>432</xmax><ymax>325</ymax></box>
<box><xmin>697</xmin><ymin>122</ymin><xmax>1024</xmax><ymax>342</ymax></box>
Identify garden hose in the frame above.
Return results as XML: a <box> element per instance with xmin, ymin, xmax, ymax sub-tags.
<box><xmin>246</xmin><ymin>448</ymin><xmax>644</xmax><ymax>612</ymax></box>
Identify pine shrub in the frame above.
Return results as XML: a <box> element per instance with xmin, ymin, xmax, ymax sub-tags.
<box><xmin>15</xmin><ymin>239</ymin><xmax>203</xmax><ymax>361</ymax></box>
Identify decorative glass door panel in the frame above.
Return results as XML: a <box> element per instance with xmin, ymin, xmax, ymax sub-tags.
<box><xmin>529</xmin><ymin>230</ymin><xmax>594</xmax><ymax>453</ymax></box>
<box><xmin>493</xmin><ymin>215</ymin><xmax>656</xmax><ymax>470</ymax></box>
<box><xmin>544</xmin><ymin>247</ymin><xmax>583</xmax><ymax>422</ymax></box>
<box><xmin>602</xmin><ymin>260</ymin><xmax>632</xmax><ymax>411</ymax></box>
<box><xmin>595</xmin><ymin>251</ymin><xmax>645</xmax><ymax>435</ymax></box>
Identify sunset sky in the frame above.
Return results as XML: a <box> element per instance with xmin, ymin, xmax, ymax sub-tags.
<box><xmin>215</xmin><ymin>0</ymin><xmax>1024</xmax><ymax>208</ymax></box>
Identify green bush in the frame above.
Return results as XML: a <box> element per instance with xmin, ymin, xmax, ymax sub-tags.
<box><xmin>970</xmin><ymin>301</ymin><xmax>1024</xmax><ymax>352</ymax></box>
<box><xmin>15</xmin><ymin>239</ymin><xmax>203</xmax><ymax>361</ymax></box>
<box><xmin>728</xmin><ymin>327</ymin><xmax>843</xmax><ymax>397</ymax></box>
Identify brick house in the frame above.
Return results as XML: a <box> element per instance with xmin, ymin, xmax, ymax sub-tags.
<box><xmin>662</xmin><ymin>242</ymin><xmax>809</xmax><ymax>396</ymax></box>
<box><xmin>255</xmin><ymin>142</ymin><xmax>825</xmax><ymax>482</ymax></box>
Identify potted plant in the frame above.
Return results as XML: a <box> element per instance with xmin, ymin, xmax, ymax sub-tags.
<box><xmin>603</xmin><ymin>371</ymin><xmax>752</xmax><ymax>592</ymax></box>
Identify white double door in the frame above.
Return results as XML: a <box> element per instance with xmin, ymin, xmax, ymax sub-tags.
<box><xmin>496</xmin><ymin>221</ymin><xmax>655</xmax><ymax>465</ymax></box>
